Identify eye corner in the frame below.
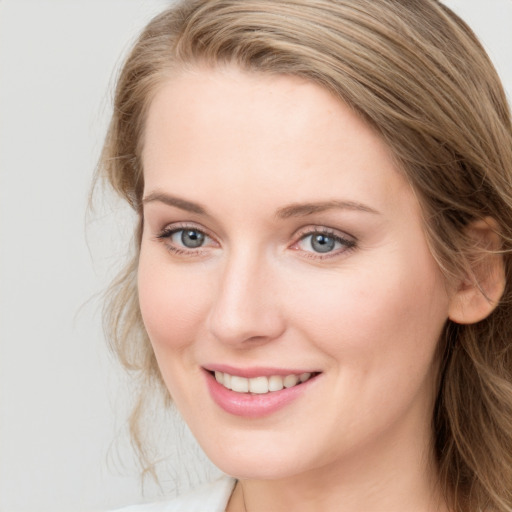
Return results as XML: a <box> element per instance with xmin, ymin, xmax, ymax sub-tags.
<box><xmin>290</xmin><ymin>226</ymin><xmax>357</xmax><ymax>260</ymax></box>
<box><xmin>153</xmin><ymin>223</ymin><xmax>220</xmax><ymax>257</ymax></box>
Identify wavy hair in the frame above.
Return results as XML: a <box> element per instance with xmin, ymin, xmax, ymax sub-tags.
<box><xmin>97</xmin><ymin>1</ymin><xmax>512</xmax><ymax>509</ymax></box>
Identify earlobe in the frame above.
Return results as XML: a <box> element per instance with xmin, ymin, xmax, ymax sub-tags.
<box><xmin>448</xmin><ymin>218</ymin><xmax>506</xmax><ymax>325</ymax></box>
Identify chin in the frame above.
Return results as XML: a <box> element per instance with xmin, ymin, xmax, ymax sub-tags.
<box><xmin>213</xmin><ymin>457</ymin><xmax>303</xmax><ymax>481</ymax></box>
<box><xmin>196</xmin><ymin>434</ymin><xmax>316</xmax><ymax>481</ymax></box>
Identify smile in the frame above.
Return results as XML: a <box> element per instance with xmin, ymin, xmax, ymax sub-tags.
<box><xmin>214</xmin><ymin>371</ymin><xmax>315</xmax><ymax>394</ymax></box>
<box><xmin>204</xmin><ymin>366</ymin><xmax>321</xmax><ymax>417</ymax></box>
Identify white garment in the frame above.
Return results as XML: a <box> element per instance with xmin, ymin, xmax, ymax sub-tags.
<box><xmin>111</xmin><ymin>476</ymin><xmax>236</xmax><ymax>512</ymax></box>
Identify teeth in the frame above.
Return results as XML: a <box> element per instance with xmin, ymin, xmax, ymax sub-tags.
<box><xmin>230</xmin><ymin>375</ymin><xmax>249</xmax><ymax>393</ymax></box>
<box><xmin>249</xmin><ymin>376</ymin><xmax>268</xmax><ymax>394</ymax></box>
<box><xmin>268</xmin><ymin>375</ymin><xmax>284</xmax><ymax>392</ymax></box>
<box><xmin>283</xmin><ymin>374</ymin><xmax>298</xmax><ymax>388</ymax></box>
<box><xmin>213</xmin><ymin>371</ymin><xmax>314</xmax><ymax>394</ymax></box>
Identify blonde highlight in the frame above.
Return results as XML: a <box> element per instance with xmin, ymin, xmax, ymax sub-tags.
<box><xmin>97</xmin><ymin>1</ymin><xmax>512</xmax><ymax>509</ymax></box>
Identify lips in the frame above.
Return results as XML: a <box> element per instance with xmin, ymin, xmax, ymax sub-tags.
<box><xmin>203</xmin><ymin>366</ymin><xmax>321</xmax><ymax>418</ymax></box>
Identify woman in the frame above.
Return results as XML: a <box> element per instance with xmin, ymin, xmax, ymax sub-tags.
<box><xmin>101</xmin><ymin>0</ymin><xmax>512</xmax><ymax>510</ymax></box>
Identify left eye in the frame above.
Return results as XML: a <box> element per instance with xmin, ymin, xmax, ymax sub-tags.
<box><xmin>297</xmin><ymin>232</ymin><xmax>352</xmax><ymax>254</ymax></box>
<box><xmin>157</xmin><ymin>227</ymin><xmax>213</xmax><ymax>251</ymax></box>
<box><xmin>171</xmin><ymin>228</ymin><xmax>207</xmax><ymax>248</ymax></box>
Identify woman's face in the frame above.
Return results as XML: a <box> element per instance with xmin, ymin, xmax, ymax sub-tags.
<box><xmin>139</xmin><ymin>67</ymin><xmax>453</xmax><ymax>480</ymax></box>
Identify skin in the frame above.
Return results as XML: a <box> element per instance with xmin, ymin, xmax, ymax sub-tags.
<box><xmin>138</xmin><ymin>66</ymin><xmax>454</xmax><ymax>511</ymax></box>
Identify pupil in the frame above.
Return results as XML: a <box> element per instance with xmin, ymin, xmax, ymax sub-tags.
<box><xmin>311</xmin><ymin>234</ymin><xmax>335</xmax><ymax>253</ymax></box>
<box><xmin>181</xmin><ymin>230</ymin><xmax>205</xmax><ymax>248</ymax></box>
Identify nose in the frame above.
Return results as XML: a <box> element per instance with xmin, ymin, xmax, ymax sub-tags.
<box><xmin>207</xmin><ymin>247</ymin><xmax>286</xmax><ymax>346</ymax></box>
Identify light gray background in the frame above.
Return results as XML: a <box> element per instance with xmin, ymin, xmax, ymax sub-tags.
<box><xmin>0</xmin><ymin>1</ymin><xmax>511</xmax><ymax>511</ymax></box>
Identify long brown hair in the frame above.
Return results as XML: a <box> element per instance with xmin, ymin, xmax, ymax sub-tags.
<box><xmin>98</xmin><ymin>1</ymin><xmax>512</xmax><ymax>510</ymax></box>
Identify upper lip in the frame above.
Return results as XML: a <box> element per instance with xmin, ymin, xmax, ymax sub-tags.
<box><xmin>203</xmin><ymin>364</ymin><xmax>320</xmax><ymax>378</ymax></box>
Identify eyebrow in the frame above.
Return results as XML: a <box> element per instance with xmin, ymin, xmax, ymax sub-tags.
<box><xmin>143</xmin><ymin>192</ymin><xmax>380</xmax><ymax>218</ymax></box>
<box><xmin>276</xmin><ymin>200</ymin><xmax>380</xmax><ymax>219</ymax></box>
<box><xmin>143</xmin><ymin>192</ymin><xmax>209</xmax><ymax>215</ymax></box>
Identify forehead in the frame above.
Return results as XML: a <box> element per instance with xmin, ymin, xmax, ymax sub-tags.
<box><xmin>142</xmin><ymin>66</ymin><xmax>415</xmax><ymax>219</ymax></box>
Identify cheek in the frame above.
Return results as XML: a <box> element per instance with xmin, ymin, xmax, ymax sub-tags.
<box><xmin>137</xmin><ymin>249</ymin><xmax>211</xmax><ymax>352</ymax></box>
<box><xmin>287</xmin><ymin>254</ymin><xmax>449</xmax><ymax>376</ymax></box>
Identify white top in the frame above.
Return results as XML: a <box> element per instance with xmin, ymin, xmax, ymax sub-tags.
<box><xmin>111</xmin><ymin>476</ymin><xmax>236</xmax><ymax>512</ymax></box>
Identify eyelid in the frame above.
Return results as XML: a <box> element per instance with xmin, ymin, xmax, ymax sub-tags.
<box><xmin>290</xmin><ymin>225</ymin><xmax>357</xmax><ymax>258</ymax></box>
<box><xmin>156</xmin><ymin>221</ymin><xmax>215</xmax><ymax>239</ymax></box>
<box><xmin>153</xmin><ymin>221</ymin><xmax>356</xmax><ymax>259</ymax></box>
<box><xmin>155</xmin><ymin>222</ymin><xmax>219</xmax><ymax>253</ymax></box>
<box><xmin>292</xmin><ymin>225</ymin><xmax>356</xmax><ymax>242</ymax></box>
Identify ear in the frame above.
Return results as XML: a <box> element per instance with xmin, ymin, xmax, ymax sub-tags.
<box><xmin>448</xmin><ymin>218</ymin><xmax>506</xmax><ymax>325</ymax></box>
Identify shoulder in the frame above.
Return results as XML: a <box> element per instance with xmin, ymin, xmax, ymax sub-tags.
<box><xmin>111</xmin><ymin>476</ymin><xmax>236</xmax><ymax>512</ymax></box>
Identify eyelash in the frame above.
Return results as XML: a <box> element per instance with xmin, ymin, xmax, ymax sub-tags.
<box><xmin>156</xmin><ymin>223</ymin><xmax>216</xmax><ymax>256</ymax></box>
<box><xmin>292</xmin><ymin>227</ymin><xmax>356</xmax><ymax>260</ymax></box>
<box><xmin>155</xmin><ymin>224</ymin><xmax>357</xmax><ymax>259</ymax></box>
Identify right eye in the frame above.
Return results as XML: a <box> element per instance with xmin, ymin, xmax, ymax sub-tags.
<box><xmin>171</xmin><ymin>228</ymin><xmax>206</xmax><ymax>248</ymax></box>
<box><xmin>157</xmin><ymin>226</ymin><xmax>217</xmax><ymax>254</ymax></box>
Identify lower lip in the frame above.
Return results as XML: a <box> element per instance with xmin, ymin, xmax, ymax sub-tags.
<box><xmin>204</xmin><ymin>371</ymin><xmax>319</xmax><ymax>418</ymax></box>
